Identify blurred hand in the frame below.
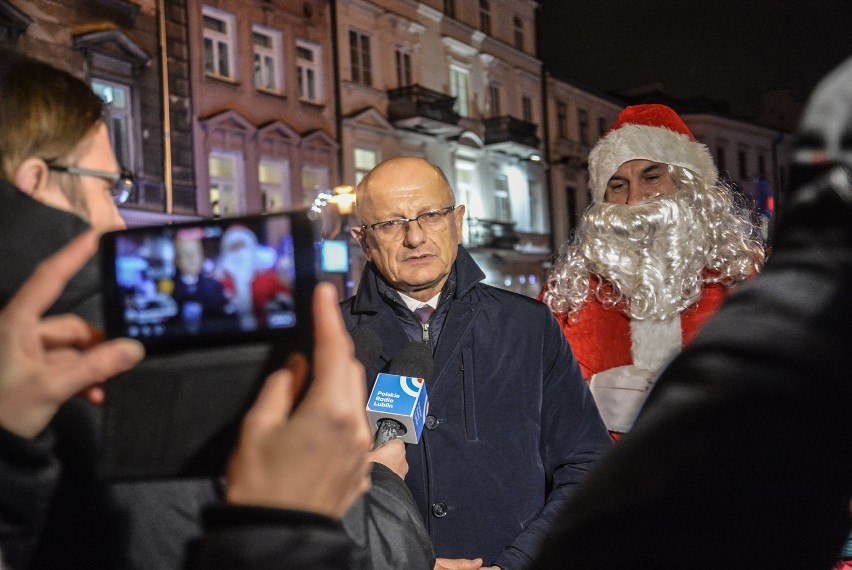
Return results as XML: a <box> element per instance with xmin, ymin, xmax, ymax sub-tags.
<box><xmin>226</xmin><ymin>283</ymin><xmax>373</xmax><ymax>519</ymax></box>
<box><xmin>0</xmin><ymin>231</ymin><xmax>144</xmax><ymax>438</ymax></box>
<box><xmin>434</xmin><ymin>558</ymin><xmax>484</xmax><ymax>570</ymax></box>
<box><xmin>368</xmin><ymin>438</ymin><xmax>408</xmax><ymax>479</ymax></box>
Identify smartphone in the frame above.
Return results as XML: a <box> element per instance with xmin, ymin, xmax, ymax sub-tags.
<box><xmin>99</xmin><ymin>209</ymin><xmax>321</xmax><ymax>353</ymax></box>
<box><xmin>97</xmin><ymin>209</ymin><xmax>322</xmax><ymax>480</ymax></box>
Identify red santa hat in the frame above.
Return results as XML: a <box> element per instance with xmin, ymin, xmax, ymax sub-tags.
<box><xmin>588</xmin><ymin>104</ymin><xmax>718</xmax><ymax>202</ymax></box>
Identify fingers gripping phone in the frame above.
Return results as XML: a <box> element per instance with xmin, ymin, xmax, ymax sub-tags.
<box><xmin>97</xmin><ymin>210</ymin><xmax>322</xmax><ymax>480</ymax></box>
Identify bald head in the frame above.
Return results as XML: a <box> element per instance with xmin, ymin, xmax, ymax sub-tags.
<box><xmin>355</xmin><ymin>157</ymin><xmax>454</xmax><ymax>223</ymax></box>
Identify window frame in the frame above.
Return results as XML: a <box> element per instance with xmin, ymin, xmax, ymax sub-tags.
<box><xmin>296</xmin><ymin>39</ymin><xmax>323</xmax><ymax>103</ymax></box>
<box><xmin>202</xmin><ymin>6</ymin><xmax>237</xmax><ymax>81</ymax></box>
<box><xmin>252</xmin><ymin>24</ymin><xmax>284</xmax><ymax>93</ymax></box>
<box><xmin>349</xmin><ymin>29</ymin><xmax>373</xmax><ymax>86</ymax></box>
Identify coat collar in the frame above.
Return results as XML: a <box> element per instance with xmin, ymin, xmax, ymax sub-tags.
<box><xmin>351</xmin><ymin>245</ymin><xmax>485</xmax><ymax>314</ymax></box>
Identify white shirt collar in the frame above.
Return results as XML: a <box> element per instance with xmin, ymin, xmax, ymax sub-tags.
<box><xmin>397</xmin><ymin>291</ymin><xmax>440</xmax><ymax>313</ymax></box>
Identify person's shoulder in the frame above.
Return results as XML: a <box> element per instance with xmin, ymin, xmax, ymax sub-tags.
<box><xmin>469</xmin><ymin>283</ymin><xmax>549</xmax><ymax>312</ymax></box>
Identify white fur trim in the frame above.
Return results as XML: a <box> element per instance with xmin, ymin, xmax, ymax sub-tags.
<box><xmin>629</xmin><ymin>317</ymin><xmax>682</xmax><ymax>374</ymax></box>
<box><xmin>588</xmin><ymin>124</ymin><xmax>718</xmax><ymax>202</ymax></box>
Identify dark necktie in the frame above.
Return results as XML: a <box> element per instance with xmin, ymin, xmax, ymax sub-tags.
<box><xmin>414</xmin><ymin>305</ymin><xmax>434</xmax><ymax>324</ymax></box>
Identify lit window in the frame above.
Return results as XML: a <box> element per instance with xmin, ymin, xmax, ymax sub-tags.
<box><xmin>354</xmin><ymin>148</ymin><xmax>378</xmax><ymax>184</ymax></box>
<box><xmin>302</xmin><ymin>165</ymin><xmax>329</xmax><ymax>198</ymax></box>
<box><xmin>450</xmin><ymin>65</ymin><xmax>470</xmax><ymax>117</ymax></box>
<box><xmin>209</xmin><ymin>151</ymin><xmax>243</xmax><ymax>217</ymax></box>
<box><xmin>494</xmin><ymin>174</ymin><xmax>511</xmax><ymax>222</ymax></box>
<box><xmin>202</xmin><ymin>6</ymin><xmax>236</xmax><ymax>80</ymax></box>
<box><xmin>259</xmin><ymin>158</ymin><xmax>290</xmax><ymax>212</ymax></box>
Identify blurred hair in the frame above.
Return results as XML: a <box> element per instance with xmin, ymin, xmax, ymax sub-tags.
<box><xmin>545</xmin><ymin>165</ymin><xmax>765</xmax><ymax>320</ymax></box>
<box><xmin>0</xmin><ymin>50</ymin><xmax>104</xmax><ymax>187</ymax></box>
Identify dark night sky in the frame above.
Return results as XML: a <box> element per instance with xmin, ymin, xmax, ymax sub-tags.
<box><xmin>536</xmin><ymin>0</ymin><xmax>852</xmax><ymax>126</ymax></box>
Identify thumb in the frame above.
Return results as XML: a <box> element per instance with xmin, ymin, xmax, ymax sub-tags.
<box><xmin>242</xmin><ymin>369</ymin><xmax>294</xmax><ymax>435</ymax></box>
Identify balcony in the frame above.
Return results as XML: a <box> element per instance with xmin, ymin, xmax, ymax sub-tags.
<box><xmin>387</xmin><ymin>84</ymin><xmax>462</xmax><ymax>136</ymax></box>
<box><xmin>483</xmin><ymin>116</ymin><xmax>541</xmax><ymax>159</ymax></box>
<box><xmin>465</xmin><ymin>217</ymin><xmax>519</xmax><ymax>249</ymax></box>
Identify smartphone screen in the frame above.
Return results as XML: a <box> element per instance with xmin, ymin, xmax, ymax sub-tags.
<box><xmin>100</xmin><ymin>209</ymin><xmax>320</xmax><ymax>353</ymax></box>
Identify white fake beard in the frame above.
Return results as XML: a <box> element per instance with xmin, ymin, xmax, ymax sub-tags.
<box><xmin>580</xmin><ymin>192</ymin><xmax>709</xmax><ymax>320</ymax></box>
<box><xmin>222</xmin><ymin>251</ymin><xmax>254</xmax><ymax>314</ymax></box>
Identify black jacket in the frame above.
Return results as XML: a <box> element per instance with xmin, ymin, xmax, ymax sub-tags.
<box><xmin>342</xmin><ymin>246</ymin><xmax>612</xmax><ymax>568</ymax></box>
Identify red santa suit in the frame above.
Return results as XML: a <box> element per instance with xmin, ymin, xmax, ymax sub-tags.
<box><xmin>554</xmin><ymin>278</ymin><xmax>728</xmax><ymax>381</ymax></box>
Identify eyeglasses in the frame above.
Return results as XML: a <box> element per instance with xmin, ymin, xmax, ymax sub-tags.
<box><xmin>47</xmin><ymin>165</ymin><xmax>134</xmax><ymax>204</ymax></box>
<box><xmin>360</xmin><ymin>206</ymin><xmax>457</xmax><ymax>242</ymax></box>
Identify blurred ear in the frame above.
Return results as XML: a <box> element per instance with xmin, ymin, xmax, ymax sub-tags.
<box><xmin>13</xmin><ymin>157</ymin><xmax>49</xmax><ymax>197</ymax></box>
<box><xmin>453</xmin><ymin>204</ymin><xmax>465</xmax><ymax>244</ymax></box>
<box><xmin>351</xmin><ymin>226</ymin><xmax>373</xmax><ymax>261</ymax></box>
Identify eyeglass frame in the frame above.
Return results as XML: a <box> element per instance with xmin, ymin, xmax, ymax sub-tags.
<box><xmin>47</xmin><ymin>164</ymin><xmax>134</xmax><ymax>204</ymax></box>
<box><xmin>359</xmin><ymin>205</ymin><xmax>458</xmax><ymax>241</ymax></box>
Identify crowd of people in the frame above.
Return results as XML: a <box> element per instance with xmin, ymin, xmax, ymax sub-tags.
<box><xmin>1</xmin><ymin>45</ymin><xmax>851</xmax><ymax>570</ymax></box>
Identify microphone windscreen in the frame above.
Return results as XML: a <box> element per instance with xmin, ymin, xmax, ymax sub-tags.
<box><xmin>388</xmin><ymin>341</ymin><xmax>433</xmax><ymax>385</ymax></box>
<box><xmin>351</xmin><ymin>327</ymin><xmax>383</xmax><ymax>368</ymax></box>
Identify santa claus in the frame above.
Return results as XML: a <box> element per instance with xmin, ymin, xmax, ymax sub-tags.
<box><xmin>543</xmin><ymin>104</ymin><xmax>765</xmax><ymax>434</ymax></box>
<box><xmin>217</xmin><ymin>225</ymin><xmax>293</xmax><ymax>329</ymax></box>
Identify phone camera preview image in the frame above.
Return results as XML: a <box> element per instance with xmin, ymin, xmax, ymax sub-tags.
<box><xmin>112</xmin><ymin>219</ymin><xmax>298</xmax><ymax>344</ymax></box>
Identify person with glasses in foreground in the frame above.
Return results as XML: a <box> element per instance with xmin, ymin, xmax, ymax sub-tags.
<box><xmin>0</xmin><ymin>52</ymin><xmax>431</xmax><ymax>570</ymax></box>
<box><xmin>341</xmin><ymin>156</ymin><xmax>612</xmax><ymax>570</ymax></box>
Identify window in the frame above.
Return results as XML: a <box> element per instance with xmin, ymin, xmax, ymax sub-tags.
<box><xmin>717</xmin><ymin>146</ymin><xmax>727</xmax><ymax>173</ymax></box>
<box><xmin>738</xmin><ymin>150</ymin><xmax>748</xmax><ymax>179</ymax></box>
<box><xmin>578</xmin><ymin>108</ymin><xmax>589</xmax><ymax>145</ymax></box>
<box><xmin>488</xmin><ymin>83</ymin><xmax>501</xmax><ymax>117</ymax></box>
<box><xmin>92</xmin><ymin>79</ymin><xmax>134</xmax><ymax>171</ymax></box>
<box><xmin>522</xmin><ymin>95</ymin><xmax>533</xmax><ymax>123</ymax></box>
<box><xmin>443</xmin><ymin>0</ymin><xmax>455</xmax><ymax>18</ymax></box>
<box><xmin>556</xmin><ymin>101</ymin><xmax>568</xmax><ymax>138</ymax></box>
<box><xmin>529</xmin><ymin>180</ymin><xmax>542</xmax><ymax>229</ymax></box>
<box><xmin>354</xmin><ymin>148</ymin><xmax>378</xmax><ymax>185</ymax></box>
<box><xmin>349</xmin><ymin>30</ymin><xmax>372</xmax><ymax>86</ymax></box>
<box><xmin>301</xmin><ymin>165</ymin><xmax>329</xmax><ymax>198</ymax></box>
<box><xmin>598</xmin><ymin>116</ymin><xmax>607</xmax><ymax>138</ymax></box>
<box><xmin>259</xmin><ymin>158</ymin><xmax>290</xmax><ymax>212</ymax></box>
<box><xmin>209</xmin><ymin>152</ymin><xmax>243</xmax><ymax>218</ymax></box>
<box><xmin>202</xmin><ymin>6</ymin><xmax>236</xmax><ymax>80</ymax></box>
<box><xmin>494</xmin><ymin>174</ymin><xmax>510</xmax><ymax>222</ymax></box>
<box><xmin>479</xmin><ymin>0</ymin><xmax>491</xmax><ymax>35</ymax></box>
<box><xmin>450</xmin><ymin>65</ymin><xmax>470</xmax><ymax>117</ymax></box>
<box><xmin>455</xmin><ymin>161</ymin><xmax>477</xmax><ymax>243</ymax></box>
<box><xmin>513</xmin><ymin>16</ymin><xmax>524</xmax><ymax>50</ymax></box>
<box><xmin>253</xmin><ymin>25</ymin><xmax>283</xmax><ymax>92</ymax></box>
<box><xmin>395</xmin><ymin>48</ymin><xmax>413</xmax><ymax>87</ymax></box>
<box><xmin>757</xmin><ymin>154</ymin><xmax>767</xmax><ymax>178</ymax></box>
<box><xmin>296</xmin><ymin>40</ymin><xmax>322</xmax><ymax>103</ymax></box>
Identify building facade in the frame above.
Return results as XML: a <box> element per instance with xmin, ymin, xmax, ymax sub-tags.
<box><xmin>2</xmin><ymin>0</ymin><xmax>790</xmax><ymax>296</ymax></box>
<box><xmin>0</xmin><ymin>0</ymin><xmax>199</xmax><ymax>225</ymax></box>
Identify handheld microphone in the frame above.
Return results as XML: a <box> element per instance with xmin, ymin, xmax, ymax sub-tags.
<box><xmin>366</xmin><ymin>341</ymin><xmax>432</xmax><ymax>448</ymax></box>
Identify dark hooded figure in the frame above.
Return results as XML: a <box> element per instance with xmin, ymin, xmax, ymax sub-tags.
<box><xmin>531</xmin><ymin>56</ymin><xmax>852</xmax><ymax>569</ymax></box>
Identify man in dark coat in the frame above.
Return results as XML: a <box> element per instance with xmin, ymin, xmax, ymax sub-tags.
<box><xmin>341</xmin><ymin>156</ymin><xmax>613</xmax><ymax>569</ymax></box>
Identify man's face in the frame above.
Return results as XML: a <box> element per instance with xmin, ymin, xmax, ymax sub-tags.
<box><xmin>174</xmin><ymin>239</ymin><xmax>204</xmax><ymax>277</ymax></box>
<box><xmin>60</xmin><ymin>123</ymin><xmax>127</xmax><ymax>232</ymax></box>
<box><xmin>354</xmin><ymin>159</ymin><xmax>464</xmax><ymax>302</ymax></box>
<box><xmin>604</xmin><ymin>159</ymin><xmax>678</xmax><ymax>205</ymax></box>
